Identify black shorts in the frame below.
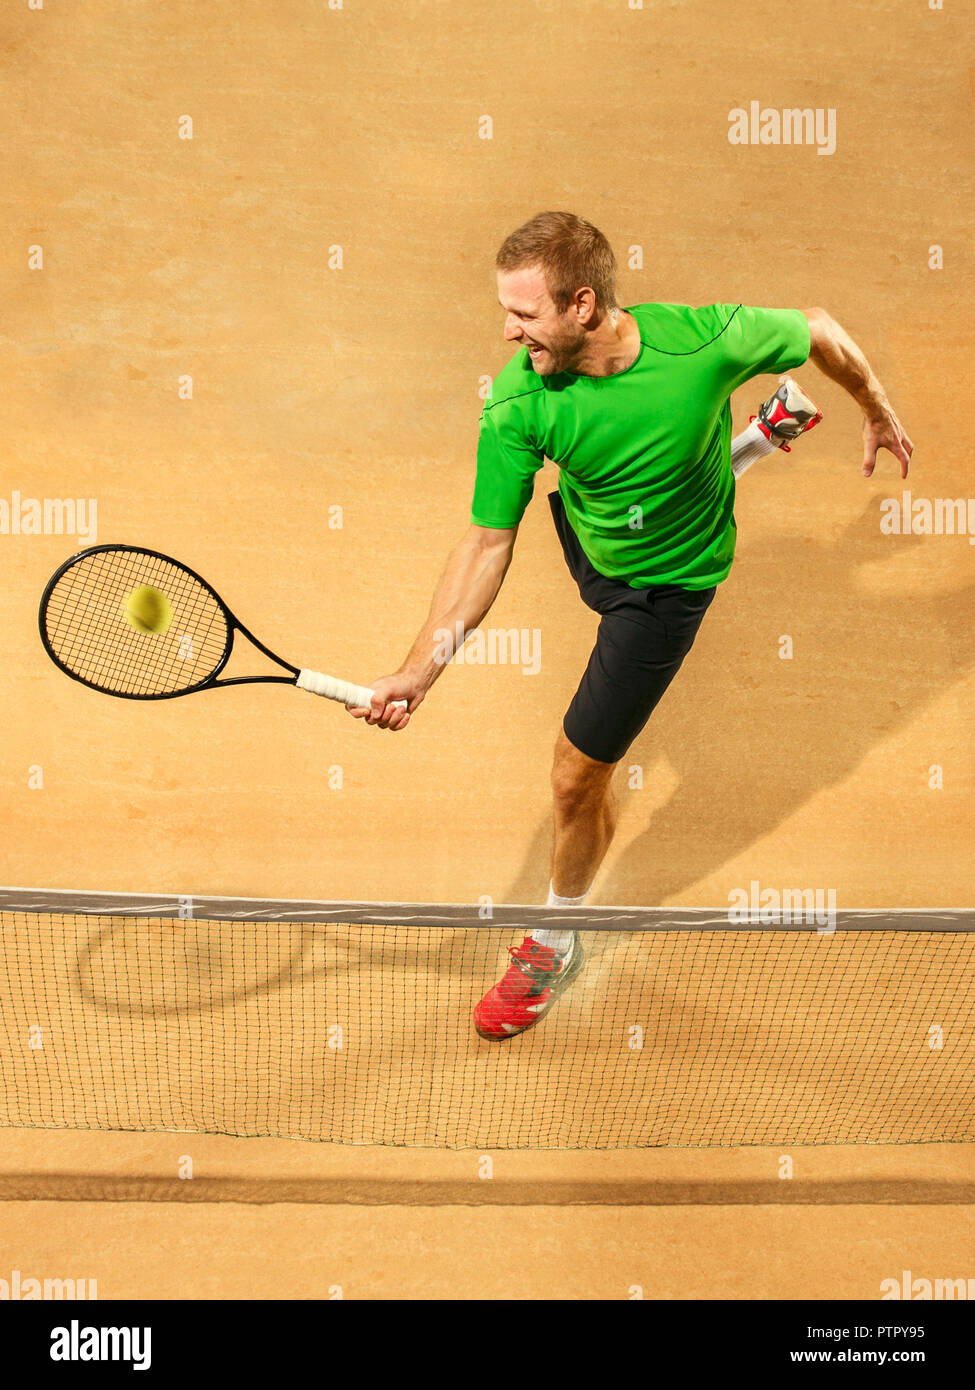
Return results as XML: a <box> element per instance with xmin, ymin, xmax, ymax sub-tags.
<box><xmin>549</xmin><ymin>491</ymin><xmax>717</xmax><ymax>764</ymax></box>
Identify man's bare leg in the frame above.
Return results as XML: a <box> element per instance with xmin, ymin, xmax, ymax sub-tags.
<box><xmin>549</xmin><ymin>729</ymin><xmax>618</xmax><ymax>899</ymax></box>
<box><xmin>471</xmin><ymin>729</ymin><xmax>615</xmax><ymax>1039</ymax></box>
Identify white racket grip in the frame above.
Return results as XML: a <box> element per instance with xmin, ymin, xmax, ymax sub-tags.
<box><xmin>296</xmin><ymin>669</ymin><xmax>408</xmax><ymax>709</ymax></box>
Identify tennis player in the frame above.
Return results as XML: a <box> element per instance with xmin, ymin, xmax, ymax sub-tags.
<box><xmin>350</xmin><ymin>211</ymin><xmax>914</xmax><ymax>1040</ymax></box>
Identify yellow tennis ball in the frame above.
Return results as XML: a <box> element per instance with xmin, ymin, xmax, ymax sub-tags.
<box><xmin>123</xmin><ymin>585</ymin><xmax>173</xmax><ymax>635</ymax></box>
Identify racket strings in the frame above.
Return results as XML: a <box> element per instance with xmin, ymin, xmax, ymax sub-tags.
<box><xmin>42</xmin><ymin>549</ymin><xmax>230</xmax><ymax>697</ymax></box>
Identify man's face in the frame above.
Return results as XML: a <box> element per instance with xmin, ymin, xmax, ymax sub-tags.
<box><xmin>496</xmin><ymin>266</ymin><xmax>586</xmax><ymax>375</ymax></box>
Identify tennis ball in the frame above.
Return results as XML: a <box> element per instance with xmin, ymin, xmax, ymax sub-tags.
<box><xmin>123</xmin><ymin>585</ymin><xmax>173</xmax><ymax>635</ymax></box>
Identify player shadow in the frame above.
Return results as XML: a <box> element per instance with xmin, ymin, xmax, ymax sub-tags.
<box><xmin>505</xmin><ymin>495</ymin><xmax>973</xmax><ymax>905</ymax></box>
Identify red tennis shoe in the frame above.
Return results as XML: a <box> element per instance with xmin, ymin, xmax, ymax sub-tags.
<box><xmin>752</xmin><ymin>375</ymin><xmax>823</xmax><ymax>452</ymax></box>
<box><xmin>473</xmin><ymin>934</ymin><xmax>584</xmax><ymax>1040</ymax></box>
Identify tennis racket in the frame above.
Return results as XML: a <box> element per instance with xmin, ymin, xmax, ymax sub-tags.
<box><xmin>39</xmin><ymin>544</ymin><xmax>406</xmax><ymax>708</ymax></box>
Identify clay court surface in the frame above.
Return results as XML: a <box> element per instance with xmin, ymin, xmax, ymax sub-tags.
<box><xmin>1</xmin><ymin>0</ymin><xmax>973</xmax><ymax>1298</ymax></box>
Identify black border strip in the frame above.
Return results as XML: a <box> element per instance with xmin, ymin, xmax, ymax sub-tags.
<box><xmin>1</xmin><ymin>1174</ymin><xmax>973</xmax><ymax>1205</ymax></box>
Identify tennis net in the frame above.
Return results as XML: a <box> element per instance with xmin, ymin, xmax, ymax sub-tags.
<box><xmin>1</xmin><ymin>889</ymin><xmax>973</xmax><ymax>1149</ymax></box>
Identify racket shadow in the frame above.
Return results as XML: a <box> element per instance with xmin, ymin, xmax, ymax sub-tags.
<box><xmin>71</xmin><ymin>920</ymin><xmax>355</xmax><ymax>1019</ymax></box>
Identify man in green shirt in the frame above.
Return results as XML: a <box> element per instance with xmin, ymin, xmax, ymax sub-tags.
<box><xmin>349</xmin><ymin>211</ymin><xmax>913</xmax><ymax>1040</ymax></box>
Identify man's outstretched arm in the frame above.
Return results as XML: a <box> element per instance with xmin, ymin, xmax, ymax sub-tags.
<box><xmin>347</xmin><ymin>522</ymin><xmax>518</xmax><ymax>730</ymax></box>
<box><xmin>803</xmin><ymin>307</ymin><xmax>913</xmax><ymax>479</ymax></box>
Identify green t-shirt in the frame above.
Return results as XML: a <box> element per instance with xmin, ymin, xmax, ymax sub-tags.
<box><xmin>471</xmin><ymin>302</ymin><xmax>810</xmax><ymax>590</ymax></box>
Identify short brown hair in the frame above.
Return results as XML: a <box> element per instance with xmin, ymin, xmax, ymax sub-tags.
<box><xmin>495</xmin><ymin>211</ymin><xmax>619</xmax><ymax>315</ymax></box>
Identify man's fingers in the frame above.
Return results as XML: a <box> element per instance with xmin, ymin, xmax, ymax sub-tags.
<box><xmin>863</xmin><ymin>421</ymin><xmax>914</xmax><ymax>479</ymax></box>
<box><xmin>371</xmin><ymin>702</ymin><xmax>410</xmax><ymax>730</ymax></box>
<box><xmin>343</xmin><ymin>700</ymin><xmax>384</xmax><ymax>721</ymax></box>
<box><xmin>344</xmin><ymin>697</ymin><xmax>411</xmax><ymax>730</ymax></box>
<box><xmin>341</xmin><ymin>671</ymin><xmax>420</xmax><ymax>729</ymax></box>
<box><xmin>900</xmin><ymin>432</ymin><xmax>914</xmax><ymax>478</ymax></box>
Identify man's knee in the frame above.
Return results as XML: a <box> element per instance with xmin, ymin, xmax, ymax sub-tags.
<box><xmin>551</xmin><ymin>731</ymin><xmax>616</xmax><ymax>816</ymax></box>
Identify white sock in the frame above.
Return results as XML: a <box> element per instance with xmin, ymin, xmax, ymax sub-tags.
<box><xmin>545</xmin><ymin>880</ymin><xmax>590</xmax><ymax>909</ymax></box>
<box><xmin>532</xmin><ymin>881</ymin><xmax>590</xmax><ymax>955</ymax></box>
<box><xmin>731</xmin><ymin>419</ymin><xmax>778</xmax><ymax>476</ymax></box>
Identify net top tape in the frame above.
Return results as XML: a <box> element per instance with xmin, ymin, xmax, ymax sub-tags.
<box><xmin>1</xmin><ymin>889</ymin><xmax>972</xmax><ymax>932</ymax></box>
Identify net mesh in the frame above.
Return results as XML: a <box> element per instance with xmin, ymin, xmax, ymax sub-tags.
<box><xmin>1</xmin><ymin>900</ymin><xmax>973</xmax><ymax>1148</ymax></box>
<box><xmin>41</xmin><ymin>548</ymin><xmax>230</xmax><ymax>696</ymax></box>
